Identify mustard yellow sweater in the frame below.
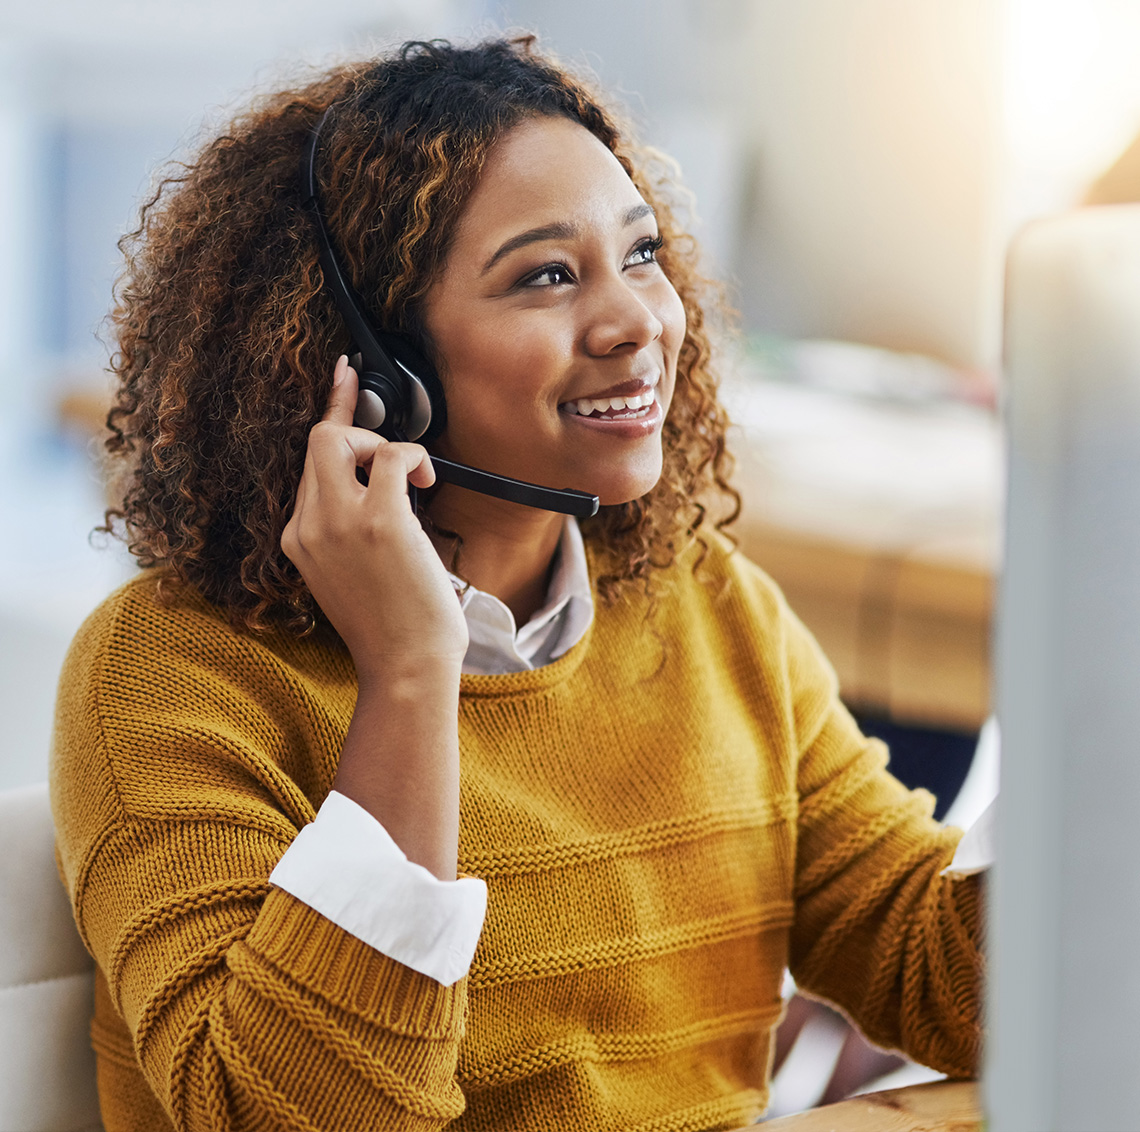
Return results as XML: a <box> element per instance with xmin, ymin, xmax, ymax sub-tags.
<box><xmin>51</xmin><ymin>541</ymin><xmax>983</xmax><ymax>1132</ymax></box>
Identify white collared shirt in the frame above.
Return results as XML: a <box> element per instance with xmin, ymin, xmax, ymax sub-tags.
<box><xmin>451</xmin><ymin>516</ymin><xmax>594</xmax><ymax>675</ymax></box>
<box><xmin>270</xmin><ymin>518</ymin><xmax>594</xmax><ymax>985</ymax></box>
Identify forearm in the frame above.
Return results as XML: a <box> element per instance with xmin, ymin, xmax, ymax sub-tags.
<box><xmin>791</xmin><ymin>717</ymin><xmax>985</xmax><ymax>1075</ymax></box>
<box><xmin>73</xmin><ymin>811</ymin><xmax>471</xmax><ymax>1132</ymax></box>
<box><xmin>333</xmin><ymin>662</ymin><xmax>462</xmax><ymax>880</ymax></box>
<box><xmin>141</xmin><ymin>886</ymin><xmax>468</xmax><ymax>1130</ymax></box>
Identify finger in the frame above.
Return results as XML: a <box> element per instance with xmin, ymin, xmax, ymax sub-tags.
<box><xmin>320</xmin><ymin>355</ymin><xmax>357</xmax><ymax>426</ymax></box>
<box><xmin>407</xmin><ymin>449</ymin><xmax>437</xmax><ymax>490</ymax></box>
<box><xmin>315</xmin><ymin>429</ymin><xmax>433</xmax><ymax>485</ymax></box>
<box><xmin>300</xmin><ymin>424</ymin><xmax>381</xmax><ymax>509</ymax></box>
<box><xmin>365</xmin><ymin>443</ymin><xmax>437</xmax><ymax>504</ymax></box>
<box><xmin>307</xmin><ymin>421</ymin><xmax>384</xmax><ymax>468</ymax></box>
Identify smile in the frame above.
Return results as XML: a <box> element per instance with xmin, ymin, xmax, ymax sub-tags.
<box><xmin>561</xmin><ymin>389</ymin><xmax>657</xmax><ymax>419</ymax></box>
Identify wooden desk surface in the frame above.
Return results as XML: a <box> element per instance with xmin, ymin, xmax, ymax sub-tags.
<box><xmin>752</xmin><ymin>1080</ymin><xmax>981</xmax><ymax>1132</ymax></box>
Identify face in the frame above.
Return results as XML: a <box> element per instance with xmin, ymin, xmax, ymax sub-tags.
<box><xmin>421</xmin><ymin>116</ymin><xmax>686</xmax><ymax>510</ymax></box>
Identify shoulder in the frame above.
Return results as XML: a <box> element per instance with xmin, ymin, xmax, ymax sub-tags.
<box><xmin>62</xmin><ymin>570</ymin><xmax>349</xmax><ymax>701</ymax></box>
<box><xmin>64</xmin><ymin>569</ymin><xmax>238</xmax><ymax>660</ymax></box>
<box><xmin>653</xmin><ymin>535</ymin><xmax>840</xmax><ymax>701</ymax></box>
<box><xmin>664</xmin><ymin>532</ymin><xmax>796</xmax><ymax>628</ymax></box>
<box><xmin>584</xmin><ymin>529</ymin><xmax>794</xmax><ymax>639</ymax></box>
<box><xmin>52</xmin><ymin>572</ymin><xmax>354</xmax><ymax>825</ymax></box>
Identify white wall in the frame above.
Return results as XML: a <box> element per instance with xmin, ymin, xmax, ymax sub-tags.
<box><xmin>0</xmin><ymin>43</ymin><xmax>44</xmax><ymax>424</ymax></box>
<box><xmin>737</xmin><ymin>1</ymin><xmax>1005</xmax><ymax>370</ymax></box>
<box><xmin>1005</xmin><ymin>0</ymin><xmax>1140</xmax><ymax>225</ymax></box>
<box><xmin>500</xmin><ymin>0</ymin><xmax>1005</xmax><ymax>370</ymax></box>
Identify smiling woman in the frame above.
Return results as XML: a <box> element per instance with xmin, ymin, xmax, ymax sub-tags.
<box><xmin>49</xmin><ymin>36</ymin><xmax>984</xmax><ymax>1132</ymax></box>
<box><xmin>423</xmin><ymin>116</ymin><xmax>685</xmax><ymax>518</ymax></box>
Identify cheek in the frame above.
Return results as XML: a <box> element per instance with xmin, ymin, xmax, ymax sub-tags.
<box><xmin>661</xmin><ymin>283</ymin><xmax>688</xmax><ymax>361</ymax></box>
<box><xmin>434</xmin><ymin>330</ymin><xmax>567</xmax><ymax>454</ymax></box>
<box><xmin>444</xmin><ymin>315</ymin><xmax>572</xmax><ymax>409</ymax></box>
<box><xmin>657</xmin><ymin>283</ymin><xmax>688</xmax><ymax>417</ymax></box>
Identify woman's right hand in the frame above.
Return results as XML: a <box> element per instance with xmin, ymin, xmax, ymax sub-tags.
<box><xmin>281</xmin><ymin>355</ymin><xmax>468</xmax><ymax>685</ymax></box>
<box><xmin>282</xmin><ymin>356</ymin><xmax>467</xmax><ymax>878</ymax></box>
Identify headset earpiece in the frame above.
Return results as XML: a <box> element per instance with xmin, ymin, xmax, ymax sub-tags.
<box><xmin>351</xmin><ymin>354</ymin><xmax>441</xmax><ymax>441</ymax></box>
<box><xmin>350</xmin><ymin>355</ymin><xmax>397</xmax><ymax>433</ymax></box>
<box><xmin>300</xmin><ymin>111</ymin><xmax>445</xmax><ymax>444</ymax></box>
<box><xmin>369</xmin><ymin>337</ymin><xmax>447</xmax><ymax>444</ymax></box>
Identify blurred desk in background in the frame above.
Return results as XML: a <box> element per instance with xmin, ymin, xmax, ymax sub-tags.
<box><xmin>727</xmin><ymin>379</ymin><xmax>1000</xmax><ymax>733</ymax></box>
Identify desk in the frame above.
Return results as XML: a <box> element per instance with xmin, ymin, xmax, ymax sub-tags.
<box><xmin>754</xmin><ymin>1080</ymin><xmax>981</xmax><ymax>1131</ymax></box>
<box><xmin>726</xmin><ymin>380</ymin><xmax>1001</xmax><ymax>732</ymax></box>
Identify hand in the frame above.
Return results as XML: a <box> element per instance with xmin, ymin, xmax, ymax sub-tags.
<box><xmin>283</xmin><ymin>357</ymin><xmax>466</xmax><ymax>878</ymax></box>
<box><xmin>281</xmin><ymin>356</ymin><xmax>468</xmax><ymax>684</ymax></box>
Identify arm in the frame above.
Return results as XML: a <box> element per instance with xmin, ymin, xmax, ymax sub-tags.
<box><xmin>53</xmin><ymin>597</ymin><xmax>471</xmax><ymax>1132</ymax></box>
<box><xmin>54</xmin><ymin>357</ymin><xmax>476</xmax><ymax>1129</ymax></box>
<box><xmin>281</xmin><ymin>355</ymin><xmax>469</xmax><ymax>879</ymax></box>
<box><xmin>774</xmin><ymin>589</ymin><xmax>984</xmax><ymax>1076</ymax></box>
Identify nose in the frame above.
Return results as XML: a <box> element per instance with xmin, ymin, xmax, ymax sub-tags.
<box><xmin>582</xmin><ymin>273</ymin><xmax>665</xmax><ymax>357</ymax></box>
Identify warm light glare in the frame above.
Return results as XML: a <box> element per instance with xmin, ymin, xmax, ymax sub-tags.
<box><xmin>1005</xmin><ymin>0</ymin><xmax>1140</xmax><ymax>213</ymax></box>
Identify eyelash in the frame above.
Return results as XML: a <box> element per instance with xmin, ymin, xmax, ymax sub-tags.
<box><xmin>521</xmin><ymin>235</ymin><xmax>665</xmax><ymax>288</ymax></box>
<box><xmin>630</xmin><ymin>235</ymin><xmax>665</xmax><ymax>265</ymax></box>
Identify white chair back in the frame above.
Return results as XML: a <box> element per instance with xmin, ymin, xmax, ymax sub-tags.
<box><xmin>0</xmin><ymin>782</ymin><xmax>102</xmax><ymax>1132</ymax></box>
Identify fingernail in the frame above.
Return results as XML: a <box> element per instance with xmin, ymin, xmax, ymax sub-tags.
<box><xmin>333</xmin><ymin>355</ymin><xmax>348</xmax><ymax>384</ymax></box>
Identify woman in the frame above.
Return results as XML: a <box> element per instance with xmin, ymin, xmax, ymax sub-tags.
<box><xmin>51</xmin><ymin>37</ymin><xmax>983</xmax><ymax>1132</ymax></box>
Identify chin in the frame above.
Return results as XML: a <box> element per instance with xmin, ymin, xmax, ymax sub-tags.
<box><xmin>590</xmin><ymin>465</ymin><xmax>664</xmax><ymax>509</ymax></box>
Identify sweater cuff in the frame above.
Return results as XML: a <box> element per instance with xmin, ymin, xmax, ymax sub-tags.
<box><xmin>269</xmin><ymin>791</ymin><xmax>487</xmax><ymax>986</ymax></box>
<box><xmin>244</xmin><ymin>888</ymin><xmax>468</xmax><ymax>1039</ymax></box>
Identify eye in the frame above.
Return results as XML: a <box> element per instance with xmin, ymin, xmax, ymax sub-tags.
<box><xmin>520</xmin><ymin>262</ymin><xmax>575</xmax><ymax>288</ymax></box>
<box><xmin>625</xmin><ymin>235</ymin><xmax>664</xmax><ymax>268</ymax></box>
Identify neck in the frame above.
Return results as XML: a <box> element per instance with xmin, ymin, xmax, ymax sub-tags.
<box><xmin>426</xmin><ymin>487</ymin><xmax>565</xmax><ymax>626</ymax></box>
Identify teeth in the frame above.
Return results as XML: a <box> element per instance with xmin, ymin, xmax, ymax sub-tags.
<box><xmin>567</xmin><ymin>389</ymin><xmax>656</xmax><ymax>416</ymax></box>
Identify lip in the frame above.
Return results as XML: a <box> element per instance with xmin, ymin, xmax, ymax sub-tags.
<box><xmin>559</xmin><ymin>373</ymin><xmax>659</xmax><ymax>407</ymax></box>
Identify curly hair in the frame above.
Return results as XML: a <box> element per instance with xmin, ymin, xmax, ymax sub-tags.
<box><xmin>104</xmin><ymin>36</ymin><xmax>739</xmax><ymax>634</ymax></box>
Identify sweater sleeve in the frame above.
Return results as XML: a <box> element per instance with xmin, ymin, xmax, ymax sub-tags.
<box><xmin>50</xmin><ymin>583</ymin><xmax>470</xmax><ymax>1131</ymax></box>
<box><xmin>777</xmin><ymin>587</ymin><xmax>985</xmax><ymax>1077</ymax></box>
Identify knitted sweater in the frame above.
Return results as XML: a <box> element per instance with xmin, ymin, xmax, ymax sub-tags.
<box><xmin>50</xmin><ymin>540</ymin><xmax>983</xmax><ymax>1132</ymax></box>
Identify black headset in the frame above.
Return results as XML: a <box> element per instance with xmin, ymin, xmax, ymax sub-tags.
<box><xmin>299</xmin><ymin>108</ymin><xmax>599</xmax><ymax>519</ymax></box>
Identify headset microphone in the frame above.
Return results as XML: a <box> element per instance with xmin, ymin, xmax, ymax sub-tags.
<box><xmin>300</xmin><ymin>110</ymin><xmax>599</xmax><ymax>520</ymax></box>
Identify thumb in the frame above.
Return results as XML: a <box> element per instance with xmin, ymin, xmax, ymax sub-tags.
<box><xmin>321</xmin><ymin>355</ymin><xmax>358</xmax><ymax>425</ymax></box>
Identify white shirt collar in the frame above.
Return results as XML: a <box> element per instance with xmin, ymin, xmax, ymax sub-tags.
<box><xmin>448</xmin><ymin>517</ymin><xmax>594</xmax><ymax>675</ymax></box>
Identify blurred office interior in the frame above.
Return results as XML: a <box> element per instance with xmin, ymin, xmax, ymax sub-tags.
<box><xmin>2</xmin><ymin>0</ymin><xmax>1140</xmax><ymax>1117</ymax></box>
<box><xmin>3</xmin><ymin>0</ymin><xmax>1139</xmax><ymax>821</ymax></box>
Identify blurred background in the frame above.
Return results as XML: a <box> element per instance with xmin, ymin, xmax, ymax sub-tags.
<box><xmin>4</xmin><ymin>0</ymin><xmax>1140</xmax><ymax>872</ymax></box>
<box><xmin>1</xmin><ymin>0</ymin><xmax>1138</xmax><ymax>1114</ymax></box>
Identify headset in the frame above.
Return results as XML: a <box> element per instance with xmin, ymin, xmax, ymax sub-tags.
<box><xmin>299</xmin><ymin>108</ymin><xmax>599</xmax><ymax>519</ymax></box>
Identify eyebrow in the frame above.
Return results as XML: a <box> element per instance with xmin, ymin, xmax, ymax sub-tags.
<box><xmin>480</xmin><ymin>203</ymin><xmax>656</xmax><ymax>275</ymax></box>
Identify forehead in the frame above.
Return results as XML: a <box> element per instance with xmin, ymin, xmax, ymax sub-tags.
<box><xmin>449</xmin><ymin>116</ymin><xmax>647</xmax><ymax>255</ymax></box>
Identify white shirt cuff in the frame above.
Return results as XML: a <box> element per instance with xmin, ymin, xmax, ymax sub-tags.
<box><xmin>269</xmin><ymin>790</ymin><xmax>487</xmax><ymax>986</ymax></box>
<box><xmin>942</xmin><ymin>798</ymin><xmax>996</xmax><ymax>878</ymax></box>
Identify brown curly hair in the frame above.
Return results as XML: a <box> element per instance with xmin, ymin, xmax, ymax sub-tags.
<box><xmin>104</xmin><ymin>36</ymin><xmax>739</xmax><ymax>634</ymax></box>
